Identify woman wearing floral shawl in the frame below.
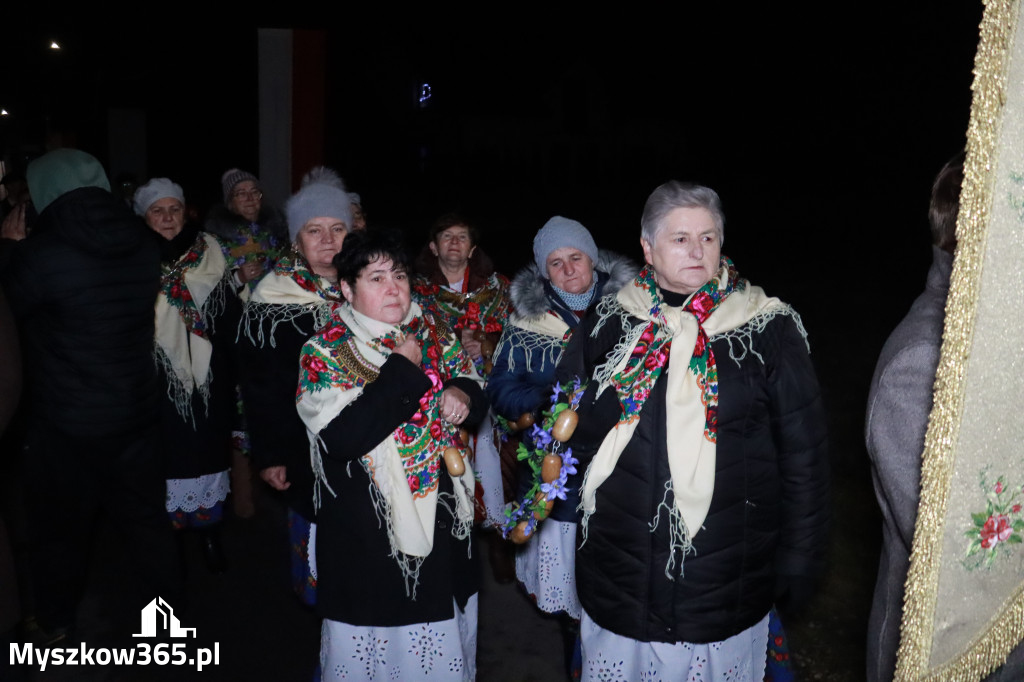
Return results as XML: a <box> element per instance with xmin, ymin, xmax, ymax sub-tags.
<box><xmin>297</xmin><ymin>230</ymin><xmax>485</xmax><ymax>681</ymax></box>
<box><xmin>236</xmin><ymin>167</ymin><xmax>351</xmax><ymax>605</ymax></box>
<box><xmin>136</xmin><ymin>178</ymin><xmax>239</xmax><ymax>572</ymax></box>
<box><xmin>556</xmin><ymin>182</ymin><xmax>828</xmax><ymax>681</ymax></box>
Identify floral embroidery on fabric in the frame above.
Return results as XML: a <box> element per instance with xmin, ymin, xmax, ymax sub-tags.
<box><xmin>274</xmin><ymin>253</ymin><xmax>343</xmax><ymax>301</ymax></box>
<box><xmin>218</xmin><ymin>221</ymin><xmax>284</xmax><ymax>269</ymax></box>
<box><xmin>588</xmin><ymin>654</ymin><xmax>625</xmax><ymax>681</ymax></box>
<box><xmin>963</xmin><ymin>468</ymin><xmax>1024</xmax><ymax>569</ymax></box>
<box><xmin>407</xmin><ymin>624</ymin><xmax>445</xmax><ymax>674</ymax></box>
<box><xmin>412</xmin><ymin>272</ymin><xmax>510</xmax><ymax>377</ymax></box>
<box><xmin>298</xmin><ymin>313</ymin><xmax>473</xmax><ymax>498</ymax></box>
<box><xmin>161</xmin><ymin>236</ymin><xmax>208</xmax><ymax>339</ymax></box>
<box><xmin>351</xmin><ymin>634</ymin><xmax>388</xmax><ymax>679</ymax></box>
<box><xmin>605</xmin><ymin>263</ymin><xmax>740</xmax><ymax>442</ymax></box>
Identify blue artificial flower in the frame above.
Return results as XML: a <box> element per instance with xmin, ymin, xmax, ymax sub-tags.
<box><xmin>540</xmin><ymin>474</ymin><xmax>568</xmax><ymax>501</ymax></box>
<box><xmin>562</xmin><ymin>447</ymin><xmax>578</xmax><ymax>476</ymax></box>
<box><xmin>530</xmin><ymin>424</ymin><xmax>553</xmax><ymax>449</ymax></box>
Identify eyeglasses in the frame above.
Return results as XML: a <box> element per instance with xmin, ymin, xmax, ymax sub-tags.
<box><xmin>232</xmin><ymin>189</ymin><xmax>263</xmax><ymax>201</ymax></box>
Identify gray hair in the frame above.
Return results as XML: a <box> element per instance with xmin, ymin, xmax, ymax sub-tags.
<box><xmin>640</xmin><ymin>181</ymin><xmax>725</xmax><ymax>246</ymax></box>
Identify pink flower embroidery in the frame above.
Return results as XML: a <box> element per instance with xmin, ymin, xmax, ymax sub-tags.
<box><xmin>995</xmin><ymin>481</ymin><xmax>1004</xmax><ymax>494</ymax></box>
<box><xmin>980</xmin><ymin>514</ymin><xmax>1012</xmax><ymax>549</ymax></box>
<box><xmin>1013</xmin><ymin>504</ymin><xmax>1022</xmax><ymax>514</ymax></box>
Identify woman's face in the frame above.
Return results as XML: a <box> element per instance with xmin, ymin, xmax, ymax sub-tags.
<box><xmin>228</xmin><ymin>180</ymin><xmax>262</xmax><ymax>222</ymax></box>
<box><xmin>545</xmin><ymin>247</ymin><xmax>595</xmax><ymax>295</ymax></box>
<box><xmin>641</xmin><ymin>206</ymin><xmax>721</xmax><ymax>295</ymax></box>
<box><xmin>350</xmin><ymin>203</ymin><xmax>366</xmax><ymax>231</ymax></box>
<box><xmin>295</xmin><ymin>217</ymin><xmax>347</xmax><ymax>276</ymax></box>
<box><xmin>428</xmin><ymin>224</ymin><xmax>475</xmax><ymax>268</ymax></box>
<box><xmin>145</xmin><ymin>197</ymin><xmax>185</xmax><ymax>240</ymax></box>
<box><xmin>340</xmin><ymin>257</ymin><xmax>412</xmax><ymax>325</ymax></box>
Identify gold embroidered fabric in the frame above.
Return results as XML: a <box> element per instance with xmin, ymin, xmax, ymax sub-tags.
<box><xmin>897</xmin><ymin>1</ymin><xmax>1024</xmax><ymax>679</ymax></box>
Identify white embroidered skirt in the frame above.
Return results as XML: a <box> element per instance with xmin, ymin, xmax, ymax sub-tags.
<box><xmin>515</xmin><ymin>519</ymin><xmax>581</xmax><ymax>619</ymax></box>
<box><xmin>321</xmin><ymin>594</ymin><xmax>478</xmax><ymax>681</ymax></box>
<box><xmin>165</xmin><ymin>470</ymin><xmax>231</xmax><ymax>513</ymax></box>
<box><xmin>472</xmin><ymin>413</ymin><xmax>505</xmax><ymax>528</ymax></box>
<box><xmin>580</xmin><ymin>609</ymin><xmax>769</xmax><ymax>682</ymax></box>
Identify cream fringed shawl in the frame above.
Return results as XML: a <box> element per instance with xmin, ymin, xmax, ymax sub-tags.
<box><xmin>239</xmin><ymin>253</ymin><xmax>342</xmax><ymax>348</ymax></box>
<box><xmin>154</xmin><ymin>232</ymin><xmax>229</xmax><ymax>423</ymax></box>
<box><xmin>581</xmin><ymin>260</ymin><xmax>792</xmax><ymax>578</ymax></box>
<box><xmin>296</xmin><ymin>301</ymin><xmax>480</xmax><ymax>597</ymax></box>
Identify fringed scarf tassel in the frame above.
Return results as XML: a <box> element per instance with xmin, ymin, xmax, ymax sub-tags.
<box><xmin>309</xmin><ymin>434</ymin><xmax>337</xmax><ymax>513</ymax></box>
<box><xmin>153</xmin><ymin>345</ymin><xmax>211</xmax><ymax>427</ymax></box>
<box><xmin>358</xmin><ymin>457</ymin><xmax>425</xmax><ymax>600</ymax></box>
<box><xmin>649</xmin><ymin>480</ymin><xmax>694</xmax><ymax>581</ymax></box>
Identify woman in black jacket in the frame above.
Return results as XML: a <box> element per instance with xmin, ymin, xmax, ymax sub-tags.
<box><xmin>297</xmin><ymin>230</ymin><xmax>484</xmax><ymax>680</ymax></box>
<box><xmin>555</xmin><ymin>181</ymin><xmax>828</xmax><ymax>681</ymax></box>
<box><xmin>236</xmin><ymin>168</ymin><xmax>352</xmax><ymax>605</ymax></box>
<box><xmin>136</xmin><ymin>178</ymin><xmax>240</xmax><ymax>572</ymax></box>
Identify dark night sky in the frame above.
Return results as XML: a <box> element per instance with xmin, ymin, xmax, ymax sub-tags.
<box><xmin>0</xmin><ymin>9</ymin><xmax>985</xmax><ymax>462</ymax></box>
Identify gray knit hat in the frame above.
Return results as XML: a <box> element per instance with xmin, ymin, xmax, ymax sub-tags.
<box><xmin>133</xmin><ymin>178</ymin><xmax>184</xmax><ymax>216</ymax></box>
<box><xmin>221</xmin><ymin>168</ymin><xmax>260</xmax><ymax>204</ymax></box>
<box><xmin>533</xmin><ymin>216</ymin><xmax>598</xmax><ymax>278</ymax></box>
<box><xmin>285</xmin><ymin>166</ymin><xmax>352</xmax><ymax>242</ymax></box>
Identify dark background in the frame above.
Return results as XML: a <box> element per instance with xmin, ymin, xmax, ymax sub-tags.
<box><xmin>0</xmin><ymin>9</ymin><xmax>986</xmax><ymax>677</ymax></box>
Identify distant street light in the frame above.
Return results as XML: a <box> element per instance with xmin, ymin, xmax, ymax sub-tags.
<box><xmin>0</xmin><ymin>110</ymin><xmax>8</xmax><ymax>116</ymax></box>
<box><xmin>50</xmin><ymin>41</ymin><xmax>61</xmax><ymax>50</ymax></box>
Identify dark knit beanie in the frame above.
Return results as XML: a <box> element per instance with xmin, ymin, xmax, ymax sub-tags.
<box><xmin>221</xmin><ymin>168</ymin><xmax>260</xmax><ymax>204</ymax></box>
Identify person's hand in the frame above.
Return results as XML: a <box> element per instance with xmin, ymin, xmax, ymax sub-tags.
<box><xmin>237</xmin><ymin>258</ymin><xmax>263</xmax><ymax>284</ymax></box>
<box><xmin>460</xmin><ymin>328</ymin><xmax>483</xmax><ymax>361</ymax></box>
<box><xmin>1</xmin><ymin>204</ymin><xmax>27</xmax><ymax>242</ymax></box>
<box><xmin>439</xmin><ymin>386</ymin><xmax>471</xmax><ymax>426</ymax></box>
<box><xmin>260</xmin><ymin>465</ymin><xmax>290</xmax><ymax>491</ymax></box>
<box><xmin>394</xmin><ymin>335</ymin><xmax>422</xmax><ymax>366</ymax></box>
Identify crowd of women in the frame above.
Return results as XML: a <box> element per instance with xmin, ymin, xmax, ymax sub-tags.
<box><xmin>0</xmin><ymin>150</ymin><xmax>829</xmax><ymax>682</ymax></box>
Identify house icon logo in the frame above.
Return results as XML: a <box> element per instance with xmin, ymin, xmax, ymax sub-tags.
<box><xmin>132</xmin><ymin>597</ymin><xmax>196</xmax><ymax>638</ymax></box>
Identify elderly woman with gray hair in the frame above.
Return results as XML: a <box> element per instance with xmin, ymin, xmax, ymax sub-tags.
<box><xmin>135</xmin><ymin>178</ymin><xmax>241</xmax><ymax>572</ymax></box>
<box><xmin>551</xmin><ymin>181</ymin><xmax>828</xmax><ymax>681</ymax></box>
<box><xmin>237</xmin><ymin>167</ymin><xmax>352</xmax><ymax>605</ymax></box>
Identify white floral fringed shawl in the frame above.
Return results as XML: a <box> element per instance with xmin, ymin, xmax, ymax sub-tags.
<box><xmin>154</xmin><ymin>232</ymin><xmax>230</xmax><ymax>424</ymax></box>
<box><xmin>239</xmin><ymin>252</ymin><xmax>343</xmax><ymax>348</ymax></box>
<box><xmin>582</xmin><ymin>259</ymin><xmax>801</xmax><ymax>579</ymax></box>
<box><xmin>296</xmin><ymin>301</ymin><xmax>481</xmax><ymax>598</ymax></box>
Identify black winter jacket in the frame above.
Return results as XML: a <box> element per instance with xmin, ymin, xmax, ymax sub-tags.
<box><xmin>558</xmin><ymin>302</ymin><xmax>828</xmax><ymax>644</ymax></box>
<box><xmin>237</xmin><ymin>306</ymin><xmax>320</xmax><ymax>521</ymax></box>
<box><xmin>314</xmin><ymin>355</ymin><xmax>485</xmax><ymax>626</ymax></box>
<box><xmin>2</xmin><ymin>187</ymin><xmax>160</xmax><ymax>437</ymax></box>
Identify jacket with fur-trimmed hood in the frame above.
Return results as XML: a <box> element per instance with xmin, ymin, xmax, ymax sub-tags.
<box><xmin>488</xmin><ymin>250</ymin><xmax>636</xmax><ymax>522</ymax></box>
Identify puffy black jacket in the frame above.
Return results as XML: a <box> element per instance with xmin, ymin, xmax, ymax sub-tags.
<box><xmin>2</xmin><ymin>187</ymin><xmax>160</xmax><ymax>438</ymax></box>
<box><xmin>558</xmin><ymin>305</ymin><xmax>828</xmax><ymax>644</ymax></box>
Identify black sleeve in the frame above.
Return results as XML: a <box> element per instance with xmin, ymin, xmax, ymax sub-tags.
<box><xmin>318</xmin><ymin>354</ymin><xmax>432</xmax><ymax>462</ymax></box>
<box><xmin>210</xmin><ymin>277</ymin><xmax>242</xmax><ymax>390</ymax></box>
<box><xmin>769</xmin><ymin>315</ymin><xmax>830</xmax><ymax>582</ymax></box>
<box><xmin>558</xmin><ymin>311</ymin><xmax>624</xmax><ymax>458</ymax></box>
<box><xmin>237</xmin><ymin>318</ymin><xmax>311</xmax><ymax>471</ymax></box>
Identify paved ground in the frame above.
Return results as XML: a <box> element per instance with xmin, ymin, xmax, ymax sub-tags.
<box><xmin>4</xmin><ymin>488</ymin><xmax>572</xmax><ymax>682</ymax></box>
